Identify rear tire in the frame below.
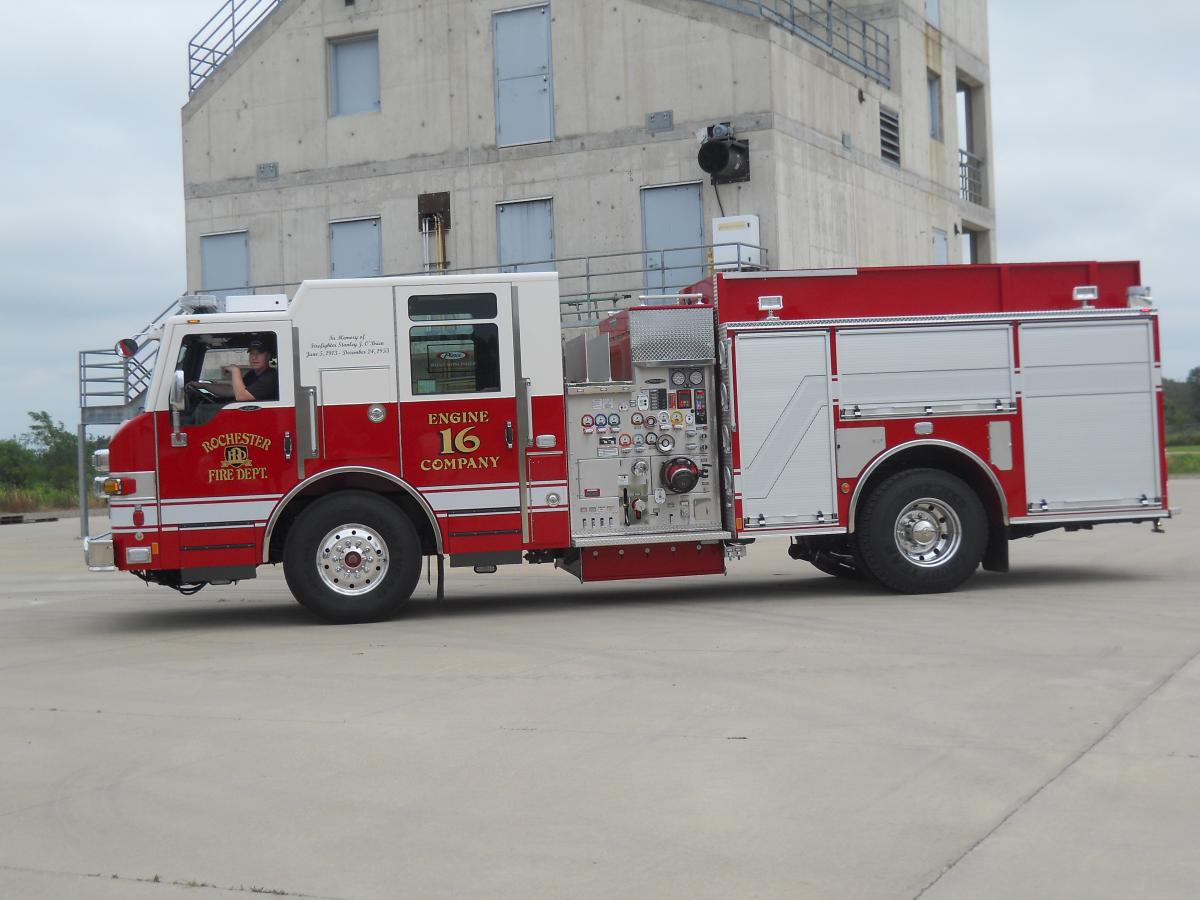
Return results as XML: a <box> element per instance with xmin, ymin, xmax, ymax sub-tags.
<box><xmin>283</xmin><ymin>491</ymin><xmax>422</xmax><ymax>623</ymax></box>
<box><xmin>854</xmin><ymin>468</ymin><xmax>986</xmax><ymax>594</ymax></box>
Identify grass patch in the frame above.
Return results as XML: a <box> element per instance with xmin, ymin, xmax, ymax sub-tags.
<box><xmin>0</xmin><ymin>486</ymin><xmax>103</xmax><ymax>513</ymax></box>
<box><xmin>1168</xmin><ymin>452</ymin><xmax>1200</xmax><ymax>475</ymax></box>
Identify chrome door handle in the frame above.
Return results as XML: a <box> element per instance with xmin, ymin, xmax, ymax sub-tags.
<box><xmin>505</xmin><ymin>420</ymin><xmax>514</xmax><ymax>449</ymax></box>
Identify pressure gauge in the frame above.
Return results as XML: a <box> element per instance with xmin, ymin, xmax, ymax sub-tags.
<box><xmin>671</xmin><ymin>370</ymin><xmax>687</xmax><ymax>386</ymax></box>
<box><xmin>631</xmin><ymin>412</ymin><xmax>644</xmax><ymax>426</ymax></box>
<box><xmin>645</xmin><ymin>431</ymin><xmax>658</xmax><ymax>446</ymax></box>
<box><xmin>643</xmin><ymin>413</ymin><xmax>657</xmax><ymax>427</ymax></box>
<box><xmin>658</xmin><ymin>434</ymin><xmax>675</xmax><ymax>453</ymax></box>
<box><xmin>688</xmin><ymin>369</ymin><xmax>704</xmax><ymax>386</ymax></box>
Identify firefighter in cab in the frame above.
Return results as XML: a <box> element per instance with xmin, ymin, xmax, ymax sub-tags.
<box><xmin>190</xmin><ymin>335</ymin><xmax>278</xmax><ymax>402</ymax></box>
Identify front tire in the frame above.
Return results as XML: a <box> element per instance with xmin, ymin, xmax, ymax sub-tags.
<box><xmin>854</xmin><ymin>468</ymin><xmax>986</xmax><ymax>594</ymax></box>
<box><xmin>283</xmin><ymin>491</ymin><xmax>422</xmax><ymax>623</ymax></box>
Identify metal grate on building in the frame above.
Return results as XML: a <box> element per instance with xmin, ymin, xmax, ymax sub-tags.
<box><xmin>880</xmin><ymin>107</ymin><xmax>901</xmax><ymax>165</ymax></box>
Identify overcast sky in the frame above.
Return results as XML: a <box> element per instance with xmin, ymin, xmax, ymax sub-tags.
<box><xmin>0</xmin><ymin>0</ymin><xmax>1196</xmax><ymax>441</ymax></box>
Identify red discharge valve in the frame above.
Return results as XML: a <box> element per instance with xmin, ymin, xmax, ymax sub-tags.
<box><xmin>661</xmin><ymin>457</ymin><xmax>701</xmax><ymax>494</ymax></box>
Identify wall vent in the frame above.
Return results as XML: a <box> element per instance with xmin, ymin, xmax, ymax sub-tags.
<box><xmin>880</xmin><ymin>107</ymin><xmax>901</xmax><ymax>165</ymax></box>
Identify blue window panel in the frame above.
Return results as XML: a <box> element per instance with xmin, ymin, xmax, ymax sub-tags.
<box><xmin>493</xmin><ymin>6</ymin><xmax>553</xmax><ymax>146</ymax></box>
<box><xmin>330</xmin><ymin>218</ymin><xmax>382</xmax><ymax>278</ymax></box>
<box><xmin>641</xmin><ymin>184</ymin><xmax>705</xmax><ymax>294</ymax></box>
<box><xmin>330</xmin><ymin>34</ymin><xmax>380</xmax><ymax>117</ymax></box>
<box><xmin>497</xmin><ymin>199</ymin><xmax>554</xmax><ymax>272</ymax></box>
<box><xmin>932</xmin><ymin>227</ymin><xmax>950</xmax><ymax>264</ymax></box>
<box><xmin>200</xmin><ymin>231</ymin><xmax>249</xmax><ymax>299</ymax></box>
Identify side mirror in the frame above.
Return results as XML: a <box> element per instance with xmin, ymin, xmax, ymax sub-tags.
<box><xmin>170</xmin><ymin>369</ymin><xmax>186</xmax><ymax>412</ymax></box>
<box><xmin>115</xmin><ymin>338</ymin><xmax>139</xmax><ymax>358</ymax></box>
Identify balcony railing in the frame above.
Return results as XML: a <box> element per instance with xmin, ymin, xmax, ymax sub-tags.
<box><xmin>702</xmin><ymin>0</ymin><xmax>890</xmax><ymax>86</ymax></box>
<box><xmin>188</xmin><ymin>0</ymin><xmax>888</xmax><ymax>95</ymax></box>
<box><xmin>188</xmin><ymin>0</ymin><xmax>281</xmax><ymax>93</ymax></box>
<box><xmin>960</xmin><ymin>148</ymin><xmax>986</xmax><ymax>206</ymax></box>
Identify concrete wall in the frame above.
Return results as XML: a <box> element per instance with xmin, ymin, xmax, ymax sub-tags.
<box><xmin>182</xmin><ymin>0</ymin><xmax>995</xmax><ymax>293</ymax></box>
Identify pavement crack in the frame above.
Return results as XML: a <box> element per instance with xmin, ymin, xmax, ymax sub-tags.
<box><xmin>0</xmin><ymin>863</ymin><xmax>350</xmax><ymax>898</ymax></box>
<box><xmin>911</xmin><ymin>643</ymin><xmax>1200</xmax><ymax>899</ymax></box>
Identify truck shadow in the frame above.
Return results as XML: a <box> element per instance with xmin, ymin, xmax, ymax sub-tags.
<box><xmin>99</xmin><ymin>563</ymin><xmax>1158</xmax><ymax>633</ymax></box>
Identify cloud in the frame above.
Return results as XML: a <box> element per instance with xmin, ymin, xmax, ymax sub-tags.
<box><xmin>990</xmin><ymin>0</ymin><xmax>1200</xmax><ymax>378</ymax></box>
<box><xmin>0</xmin><ymin>1</ymin><xmax>216</xmax><ymax>437</ymax></box>
<box><xmin>2</xmin><ymin>0</ymin><xmax>1196</xmax><ymax>442</ymax></box>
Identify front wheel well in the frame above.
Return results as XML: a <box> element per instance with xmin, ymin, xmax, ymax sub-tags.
<box><xmin>266</xmin><ymin>473</ymin><xmax>439</xmax><ymax>564</ymax></box>
<box><xmin>850</xmin><ymin>444</ymin><xmax>1009</xmax><ymax>573</ymax></box>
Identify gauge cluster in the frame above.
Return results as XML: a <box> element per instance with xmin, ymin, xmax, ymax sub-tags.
<box><xmin>566</xmin><ymin>363</ymin><xmax>719</xmax><ymax>539</ymax></box>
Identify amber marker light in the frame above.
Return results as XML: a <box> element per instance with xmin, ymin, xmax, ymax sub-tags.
<box><xmin>101</xmin><ymin>477</ymin><xmax>136</xmax><ymax>496</ymax></box>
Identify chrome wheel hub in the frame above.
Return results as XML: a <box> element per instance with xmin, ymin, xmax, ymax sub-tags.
<box><xmin>894</xmin><ymin>498</ymin><xmax>961</xmax><ymax>567</ymax></box>
<box><xmin>316</xmin><ymin>523</ymin><xmax>389</xmax><ymax>596</ymax></box>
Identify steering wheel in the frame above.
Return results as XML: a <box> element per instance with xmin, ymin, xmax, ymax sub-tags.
<box><xmin>186</xmin><ymin>382</ymin><xmax>221</xmax><ymax>403</ymax></box>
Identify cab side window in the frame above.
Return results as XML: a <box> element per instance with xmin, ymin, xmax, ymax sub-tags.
<box><xmin>407</xmin><ymin>293</ymin><xmax>500</xmax><ymax>395</ymax></box>
<box><xmin>177</xmin><ymin>331</ymin><xmax>281</xmax><ymax>425</ymax></box>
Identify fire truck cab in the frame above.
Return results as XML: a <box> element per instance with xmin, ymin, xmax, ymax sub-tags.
<box><xmin>85</xmin><ymin>263</ymin><xmax>1173</xmax><ymax>623</ymax></box>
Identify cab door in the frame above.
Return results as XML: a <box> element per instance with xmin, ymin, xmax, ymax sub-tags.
<box><xmin>154</xmin><ymin>323</ymin><xmax>297</xmax><ymax>573</ymax></box>
<box><xmin>395</xmin><ymin>284</ymin><xmax>524</xmax><ymax>556</ymax></box>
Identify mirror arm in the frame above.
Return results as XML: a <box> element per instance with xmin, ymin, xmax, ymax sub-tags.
<box><xmin>170</xmin><ymin>370</ymin><xmax>188</xmax><ymax>447</ymax></box>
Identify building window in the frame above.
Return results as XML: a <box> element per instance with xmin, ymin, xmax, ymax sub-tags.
<box><xmin>200</xmin><ymin>231</ymin><xmax>249</xmax><ymax>299</ymax></box>
<box><xmin>880</xmin><ymin>107</ymin><xmax>901</xmax><ymax>165</ymax></box>
<box><xmin>925</xmin><ymin>0</ymin><xmax>940</xmax><ymax>28</ymax></box>
<box><xmin>961</xmin><ymin>225</ymin><xmax>992</xmax><ymax>264</ymax></box>
<box><xmin>329</xmin><ymin>34</ymin><xmax>380</xmax><ymax>117</ymax></box>
<box><xmin>329</xmin><ymin>217</ymin><xmax>382</xmax><ymax>278</ymax></box>
<box><xmin>928</xmin><ymin>71</ymin><xmax>942</xmax><ymax>140</ymax></box>
<box><xmin>497</xmin><ymin>199</ymin><xmax>555</xmax><ymax>272</ymax></box>
<box><xmin>957</xmin><ymin>75</ymin><xmax>987</xmax><ymax>205</ymax></box>
<box><xmin>932</xmin><ymin>228</ymin><xmax>949</xmax><ymax>265</ymax></box>
<box><xmin>641</xmin><ymin>183</ymin><xmax>705</xmax><ymax>294</ymax></box>
<box><xmin>493</xmin><ymin>5</ymin><xmax>553</xmax><ymax>147</ymax></box>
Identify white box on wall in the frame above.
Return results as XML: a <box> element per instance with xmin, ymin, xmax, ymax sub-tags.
<box><xmin>712</xmin><ymin>215</ymin><xmax>761</xmax><ymax>270</ymax></box>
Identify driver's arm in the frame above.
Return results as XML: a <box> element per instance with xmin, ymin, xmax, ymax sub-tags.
<box><xmin>224</xmin><ymin>365</ymin><xmax>255</xmax><ymax>402</ymax></box>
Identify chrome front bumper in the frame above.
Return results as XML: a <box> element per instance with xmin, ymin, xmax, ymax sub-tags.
<box><xmin>84</xmin><ymin>533</ymin><xmax>116</xmax><ymax>571</ymax></box>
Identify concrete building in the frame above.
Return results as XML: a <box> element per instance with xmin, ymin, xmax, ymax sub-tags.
<box><xmin>181</xmin><ymin>0</ymin><xmax>994</xmax><ymax>301</ymax></box>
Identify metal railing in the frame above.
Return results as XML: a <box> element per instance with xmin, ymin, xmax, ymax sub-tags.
<box><xmin>171</xmin><ymin>241</ymin><xmax>767</xmax><ymax>319</ymax></box>
<box><xmin>77</xmin><ymin>294</ymin><xmax>184</xmax><ymax>426</ymax></box>
<box><xmin>702</xmin><ymin>0</ymin><xmax>890</xmax><ymax>86</ymax></box>
<box><xmin>960</xmin><ymin>148</ymin><xmax>986</xmax><ymax>206</ymax></box>
<box><xmin>76</xmin><ymin>241</ymin><xmax>767</xmax><ymax>425</ymax></box>
<box><xmin>186</xmin><ymin>0</ymin><xmax>887</xmax><ymax>96</ymax></box>
<box><xmin>189</xmin><ymin>0</ymin><xmax>281</xmax><ymax>93</ymax></box>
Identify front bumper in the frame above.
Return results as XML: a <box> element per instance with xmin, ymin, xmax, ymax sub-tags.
<box><xmin>83</xmin><ymin>533</ymin><xmax>116</xmax><ymax>571</ymax></box>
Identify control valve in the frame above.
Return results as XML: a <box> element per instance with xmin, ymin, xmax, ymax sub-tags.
<box><xmin>661</xmin><ymin>457</ymin><xmax>702</xmax><ymax>494</ymax></box>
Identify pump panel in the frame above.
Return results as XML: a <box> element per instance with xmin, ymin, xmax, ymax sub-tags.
<box><xmin>565</xmin><ymin>306</ymin><xmax>724</xmax><ymax>544</ymax></box>
<box><xmin>566</xmin><ymin>370</ymin><xmax>720</xmax><ymax>541</ymax></box>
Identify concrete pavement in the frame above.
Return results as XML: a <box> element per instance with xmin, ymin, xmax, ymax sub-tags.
<box><xmin>0</xmin><ymin>481</ymin><xmax>1195</xmax><ymax>899</ymax></box>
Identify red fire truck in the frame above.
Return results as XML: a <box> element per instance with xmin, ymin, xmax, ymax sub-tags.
<box><xmin>85</xmin><ymin>262</ymin><xmax>1173</xmax><ymax>622</ymax></box>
